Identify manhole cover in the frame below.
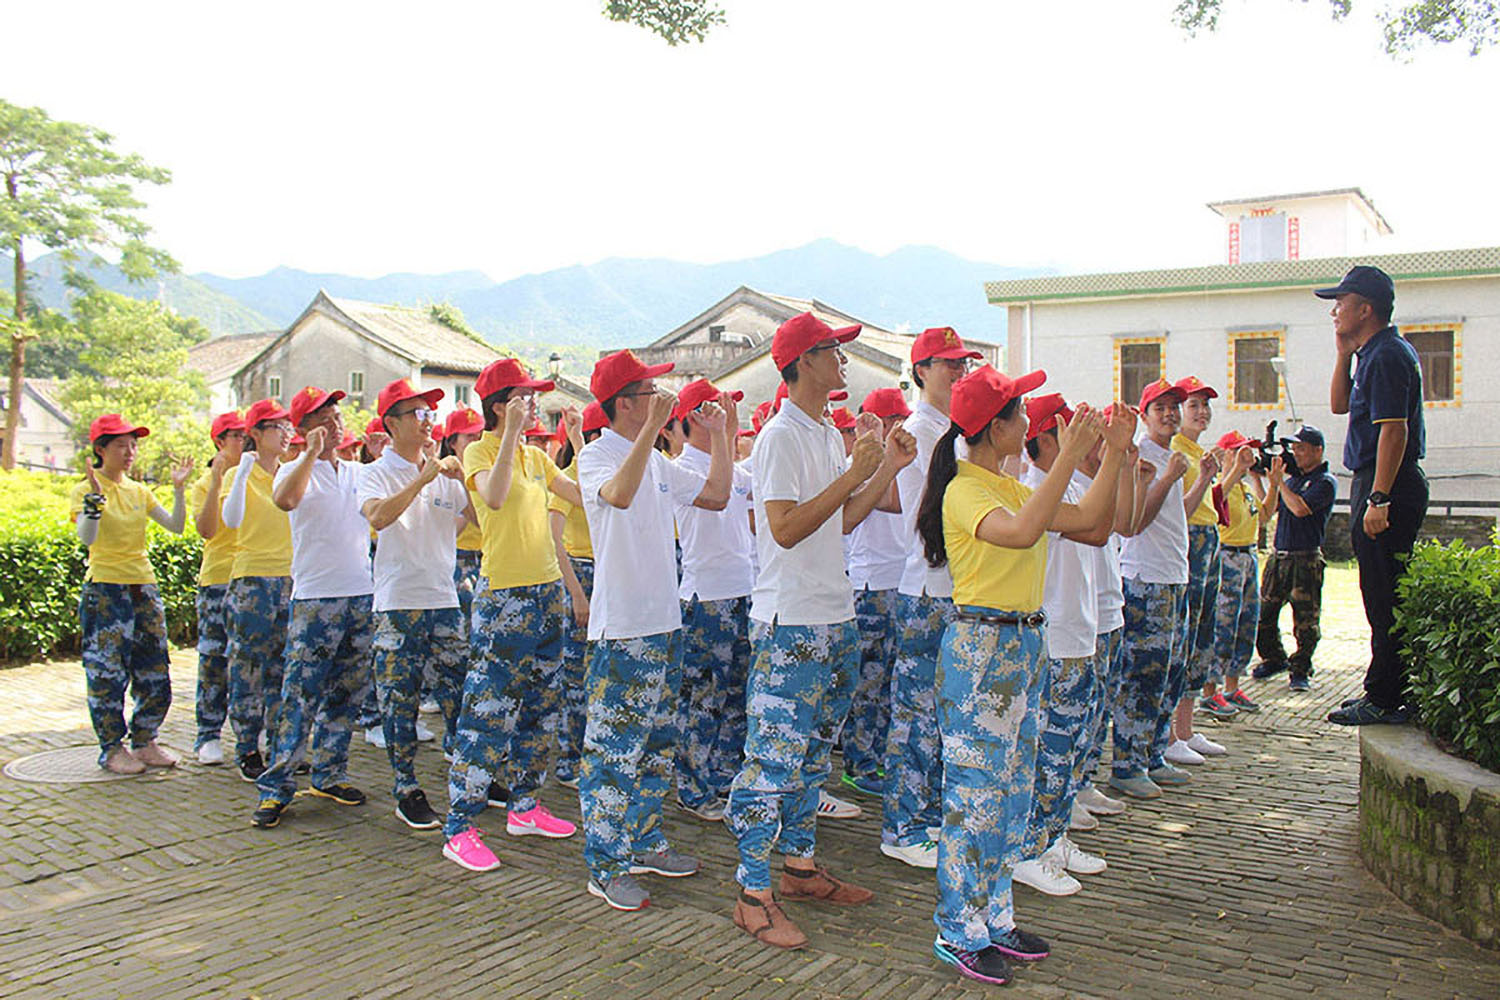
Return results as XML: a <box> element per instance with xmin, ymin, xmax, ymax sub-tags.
<box><xmin>3</xmin><ymin>745</ymin><xmax>187</xmax><ymax>784</ymax></box>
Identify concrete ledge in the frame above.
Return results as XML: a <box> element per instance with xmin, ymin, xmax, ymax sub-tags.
<box><xmin>1359</xmin><ymin>725</ymin><xmax>1500</xmax><ymax>949</ymax></box>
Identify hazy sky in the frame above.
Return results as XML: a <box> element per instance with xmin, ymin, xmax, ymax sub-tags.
<box><xmin>6</xmin><ymin>1</ymin><xmax>1498</xmax><ymax>281</ymax></box>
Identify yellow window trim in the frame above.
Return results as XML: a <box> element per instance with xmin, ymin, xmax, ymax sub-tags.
<box><xmin>1113</xmin><ymin>335</ymin><xmax>1166</xmax><ymax>405</ymax></box>
<box><xmin>1225</xmin><ymin>329</ymin><xmax>1286</xmax><ymax>412</ymax></box>
<box><xmin>1400</xmin><ymin>322</ymin><xmax>1462</xmax><ymax>408</ymax></box>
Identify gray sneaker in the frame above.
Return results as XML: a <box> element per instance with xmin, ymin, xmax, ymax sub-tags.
<box><xmin>1148</xmin><ymin>763</ymin><xmax>1192</xmax><ymax>786</ymax></box>
<box><xmin>587</xmin><ymin>874</ymin><xmax>651</xmax><ymax>911</ymax></box>
<box><xmin>1107</xmin><ymin>774</ymin><xmax>1163</xmax><ymax>800</ymax></box>
<box><xmin>630</xmin><ymin>848</ymin><xmax>700</xmax><ymax>878</ymax></box>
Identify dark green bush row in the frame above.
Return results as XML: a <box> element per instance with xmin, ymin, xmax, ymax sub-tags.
<box><xmin>1395</xmin><ymin>536</ymin><xmax>1500</xmax><ymax>773</ymax></box>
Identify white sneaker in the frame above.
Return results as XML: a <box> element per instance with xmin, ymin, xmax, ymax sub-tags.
<box><xmin>1076</xmin><ymin>785</ymin><xmax>1126</xmax><ymax>816</ymax></box>
<box><xmin>1164</xmin><ymin>739</ymin><xmax>1205</xmax><ymax>766</ymax></box>
<box><xmin>1011</xmin><ymin>855</ymin><xmax>1081</xmax><ymax>896</ymax></box>
<box><xmin>1069</xmin><ymin>800</ymin><xmax>1099</xmax><ymax>831</ymax></box>
<box><xmin>363</xmin><ymin>727</ymin><xmax>387</xmax><ymax>749</ymax></box>
<box><xmin>1048</xmin><ymin>834</ymin><xmax>1107</xmax><ymax>875</ymax></box>
<box><xmin>880</xmin><ymin>840</ymin><xmax>938</xmax><ymax>869</ymax></box>
<box><xmin>196</xmin><ymin>739</ymin><xmax>225</xmax><ymax>766</ymax></box>
<box><xmin>415</xmin><ymin>720</ymin><xmax>436</xmax><ymax>743</ymax></box>
<box><xmin>926</xmin><ymin>825</ymin><xmax>943</xmax><ymax>842</ymax></box>
<box><xmin>1186</xmin><ymin>732</ymin><xmax>1227</xmax><ymax>756</ymax></box>
<box><xmin>419</xmin><ymin>698</ymin><xmax>439</xmax><ymax>714</ymax></box>
<box><xmin>816</xmin><ymin>790</ymin><xmax>862</xmax><ymax>819</ymax></box>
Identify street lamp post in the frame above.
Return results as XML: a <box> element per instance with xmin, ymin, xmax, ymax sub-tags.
<box><xmin>548</xmin><ymin>352</ymin><xmax>562</xmax><ymax>379</ymax></box>
<box><xmin>1269</xmin><ymin>356</ymin><xmax>1301</xmax><ymax>426</ymax></box>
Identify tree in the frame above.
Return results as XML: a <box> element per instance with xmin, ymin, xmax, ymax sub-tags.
<box><xmin>1174</xmin><ymin>0</ymin><xmax>1499</xmax><ymax>56</ymax></box>
<box><xmin>0</xmin><ymin>99</ymin><xmax>175</xmax><ymax>470</ymax></box>
<box><xmin>603</xmin><ymin>0</ymin><xmax>725</xmax><ymax>45</ymax></box>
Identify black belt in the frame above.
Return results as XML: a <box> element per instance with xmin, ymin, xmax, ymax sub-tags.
<box><xmin>955</xmin><ymin>609</ymin><xmax>1047</xmax><ymax>628</ymax></box>
<box><xmin>1273</xmin><ymin>549</ymin><xmax>1321</xmax><ymax>558</ymax></box>
<box><xmin>1222</xmin><ymin>544</ymin><xmax>1254</xmax><ymax>553</ymax></box>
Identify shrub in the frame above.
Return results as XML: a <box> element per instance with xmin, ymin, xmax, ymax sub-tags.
<box><xmin>1394</xmin><ymin>536</ymin><xmax>1500</xmax><ymax>773</ymax></box>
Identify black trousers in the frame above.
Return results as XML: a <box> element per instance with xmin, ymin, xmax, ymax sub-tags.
<box><xmin>1349</xmin><ymin>462</ymin><xmax>1428</xmax><ymax>710</ymax></box>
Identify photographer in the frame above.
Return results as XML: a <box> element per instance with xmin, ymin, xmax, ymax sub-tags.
<box><xmin>1251</xmin><ymin>427</ymin><xmax>1336</xmax><ymax>692</ymax></box>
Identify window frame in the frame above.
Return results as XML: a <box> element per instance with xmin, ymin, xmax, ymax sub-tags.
<box><xmin>1113</xmin><ymin>334</ymin><xmax>1166</xmax><ymax>408</ymax></box>
<box><xmin>1401</xmin><ymin>322</ymin><xmax>1462</xmax><ymax>408</ymax></box>
<box><xmin>268</xmin><ymin>374</ymin><xmax>283</xmax><ymax>400</ymax></box>
<box><xmin>1225</xmin><ymin>328</ymin><xmax>1286</xmax><ymax>411</ymax></box>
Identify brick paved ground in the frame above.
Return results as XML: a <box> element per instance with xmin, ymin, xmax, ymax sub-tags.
<box><xmin>2</xmin><ymin>566</ymin><xmax>1497</xmax><ymax>998</ymax></box>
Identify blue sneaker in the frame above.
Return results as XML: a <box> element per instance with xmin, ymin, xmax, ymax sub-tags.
<box><xmin>933</xmin><ymin>937</ymin><xmax>1012</xmax><ymax>985</ymax></box>
<box><xmin>841</xmin><ymin>772</ymin><xmax>884</xmax><ymax>797</ymax></box>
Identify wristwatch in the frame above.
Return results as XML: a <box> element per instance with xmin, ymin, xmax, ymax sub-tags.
<box><xmin>1368</xmin><ymin>491</ymin><xmax>1391</xmax><ymax>508</ymax></box>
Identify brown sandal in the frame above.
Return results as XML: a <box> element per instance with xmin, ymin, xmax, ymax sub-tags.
<box><xmin>733</xmin><ymin>891</ymin><xmax>808</xmax><ymax>949</ymax></box>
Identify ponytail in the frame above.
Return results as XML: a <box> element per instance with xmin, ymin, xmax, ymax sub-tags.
<box><xmin>917</xmin><ymin>422</ymin><xmax>964</xmax><ymax>568</ymax></box>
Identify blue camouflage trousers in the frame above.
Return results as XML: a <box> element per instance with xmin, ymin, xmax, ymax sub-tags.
<box><xmin>580</xmin><ymin>631</ymin><xmax>683</xmax><ymax>883</ymax></box>
<box><xmin>1028</xmin><ymin>653</ymin><xmax>1102</xmax><ymax>850</ymax></box>
<box><xmin>840</xmin><ymin>586</ymin><xmax>896</xmax><ymax>779</ymax></box>
<box><xmin>882</xmin><ymin>593</ymin><xmax>954</xmax><ymax>848</ymax></box>
<box><xmin>1080</xmin><ymin>627</ymin><xmax>1124</xmax><ymax>788</ymax></box>
<box><xmin>934</xmin><ymin>611</ymin><xmax>1047</xmax><ymax>950</ymax></box>
<box><xmin>194</xmin><ymin>584</ymin><xmax>230</xmax><ymax>750</ymax></box>
<box><xmin>78</xmin><ymin>582</ymin><xmax>172</xmax><ymax>762</ymax></box>
<box><xmin>1113</xmin><ymin>579</ymin><xmax>1186</xmax><ymax>780</ymax></box>
<box><xmin>227</xmin><ymin>575</ymin><xmax>292</xmax><ymax>763</ymax></box>
<box><xmin>726</xmin><ymin>619</ymin><xmax>859</xmax><ymax>891</ymax></box>
<box><xmin>555</xmin><ymin>556</ymin><xmax>594</xmax><ymax>784</ymax></box>
<box><xmin>258</xmin><ymin>595</ymin><xmax>374</xmax><ymax>804</ymax></box>
<box><xmin>426</xmin><ymin>548</ymin><xmax>483</xmax><ymax>704</ymax></box>
<box><xmin>1183</xmin><ymin>524</ymin><xmax>1223</xmax><ymax>691</ymax></box>
<box><xmin>675</xmin><ymin>595</ymin><xmax>751</xmax><ymax>809</ymax></box>
<box><xmin>373</xmin><ymin>607</ymin><xmax>466</xmax><ymax>800</ymax></box>
<box><xmin>446</xmin><ymin>582</ymin><xmax>567</xmax><ymax>838</ymax></box>
<box><xmin>1214</xmin><ymin>548</ymin><xmax>1260</xmax><ymax>681</ymax></box>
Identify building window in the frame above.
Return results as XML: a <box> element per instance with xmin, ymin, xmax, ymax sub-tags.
<box><xmin>349</xmin><ymin>371</ymin><xmax>364</xmax><ymax>395</ymax></box>
<box><xmin>454</xmin><ymin>384</ymin><xmax>471</xmax><ymax>406</ymax></box>
<box><xmin>1114</xmin><ymin>336</ymin><xmax>1165</xmax><ymax>408</ymax></box>
<box><xmin>1226</xmin><ymin>330</ymin><xmax>1285</xmax><ymax>410</ymax></box>
<box><xmin>268</xmin><ymin>375</ymin><xmax>282</xmax><ymax>400</ymax></box>
<box><xmin>1402</xmin><ymin>323</ymin><xmax>1462</xmax><ymax>406</ymax></box>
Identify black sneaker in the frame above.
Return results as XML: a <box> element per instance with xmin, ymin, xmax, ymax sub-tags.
<box><xmin>308</xmin><ymin>783</ymin><xmax>366</xmax><ymax>806</ymax></box>
<box><xmin>251</xmin><ymin>798</ymin><xmax>287</xmax><ymax>829</ymax></box>
<box><xmin>933</xmin><ymin>938</ymin><xmax>1011</xmax><ymax>985</ymax></box>
<box><xmin>293</xmin><ymin>760</ymin><xmax>311</xmax><ymax>776</ymax></box>
<box><xmin>991</xmin><ymin>926</ymin><xmax>1051</xmax><ymax>961</ymax></box>
<box><xmin>1250</xmin><ymin>660</ymin><xmax>1287</xmax><ymax>680</ymax></box>
<box><xmin>396</xmin><ymin>790</ymin><xmax>442</xmax><ymax>830</ymax></box>
<box><xmin>1328</xmin><ymin>698</ymin><xmax>1409</xmax><ymax>726</ymax></box>
<box><xmin>237</xmin><ymin>751</ymin><xmax>266</xmax><ymax>783</ymax></box>
<box><xmin>1289</xmin><ymin>674</ymin><xmax>1311</xmax><ymax>693</ymax></box>
<box><xmin>486</xmin><ymin>781</ymin><xmax>509</xmax><ymax>806</ymax></box>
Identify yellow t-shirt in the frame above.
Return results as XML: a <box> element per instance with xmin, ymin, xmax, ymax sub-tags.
<box><xmin>1218</xmin><ymin>481</ymin><xmax>1257</xmax><ymax>547</ymax></box>
<box><xmin>230</xmin><ymin>462</ymin><xmax>292</xmax><ymax>579</ymax></box>
<box><xmin>456</xmin><ymin>519</ymin><xmax>482</xmax><ymax>552</ymax></box>
<box><xmin>463</xmin><ymin>434</ymin><xmax>562</xmax><ymax>589</ymax></box>
<box><xmin>942</xmin><ymin>460</ymin><xmax>1047</xmax><ymax>613</ymax></box>
<box><xmin>1173</xmin><ymin>434</ymin><xmax>1219</xmax><ymax>527</ymax></box>
<box><xmin>547</xmin><ymin>463</ymin><xmax>594</xmax><ymax>560</ymax></box>
<box><xmin>191</xmin><ymin>471</ymin><xmax>239</xmax><ymax>586</ymax></box>
<box><xmin>70</xmin><ymin>476</ymin><xmax>157</xmax><ymax>585</ymax></box>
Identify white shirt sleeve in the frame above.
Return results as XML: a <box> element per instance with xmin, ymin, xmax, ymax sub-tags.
<box><xmin>355</xmin><ymin>462</ymin><xmax>391</xmax><ymax>507</ymax></box>
<box><xmin>755</xmin><ymin>430</ymin><xmax>805</xmax><ymax>503</ymax></box>
<box><xmin>662</xmin><ymin>452</ymin><xmax>707</xmax><ymax>507</ymax></box>
<box><xmin>577</xmin><ymin>444</ymin><xmax>609</xmax><ymax>514</ymax></box>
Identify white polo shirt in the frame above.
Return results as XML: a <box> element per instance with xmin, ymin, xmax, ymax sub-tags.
<box><xmin>750</xmin><ymin>400</ymin><xmax>855</xmax><ymax>626</ymax></box>
<box><xmin>358</xmin><ymin>450</ymin><xmax>468</xmax><ymax>612</ymax></box>
<box><xmin>1120</xmin><ymin>435</ymin><xmax>1189</xmax><ymax>585</ymax></box>
<box><xmin>579</xmin><ymin>428</ymin><xmax>706</xmax><ymax>641</ymax></box>
<box><xmin>849</xmin><ymin>510</ymin><xmax>905</xmax><ymax>591</ymax></box>
<box><xmin>675</xmin><ymin>444</ymin><xmax>755</xmax><ymax>602</ymax></box>
<box><xmin>1022</xmin><ymin>463</ymin><xmax>1098</xmax><ymax>660</ymax></box>
<box><xmin>274</xmin><ymin>456</ymin><xmax>374</xmax><ymax>600</ymax></box>
<box><xmin>1075</xmin><ymin>469</ymin><xmax>1126</xmax><ymax>634</ymax></box>
<box><xmin>897</xmin><ymin>399</ymin><xmax>956</xmax><ymax>600</ymax></box>
<box><xmin>739</xmin><ymin>454</ymin><xmax>760</xmax><ymax>582</ymax></box>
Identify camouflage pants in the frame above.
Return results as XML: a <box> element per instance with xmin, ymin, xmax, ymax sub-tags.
<box><xmin>1214</xmin><ymin>548</ymin><xmax>1260</xmax><ymax>681</ymax></box>
<box><xmin>78</xmin><ymin>582</ymin><xmax>172</xmax><ymax>761</ymax></box>
<box><xmin>675</xmin><ymin>595</ymin><xmax>751</xmax><ymax>809</ymax></box>
<box><xmin>881</xmin><ymin>593</ymin><xmax>954</xmax><ymax>848</ymax></box>
<box><xmin>555</xmin><ymin>556</ymin><xmax>594</xmax><ymax>784</ymax></box>
<box><xmin>373</xmin><ymin>608</ymin><xmax>466</xmax><ymax>800</ymax></box>
<box><xmin>840</xmin><ymin>586</ymin><xmax>896</xmax><ymax>779</ymax></box>
<box><xmin>257</xmin><ymin>595</ymin><xmax>374</xmax><ymax>804</ymax></box>
<box><xmin>1149</xmin><ymin>579</ymin><xmax>1194</xmax><ymax>769</ymax></box>
<box><xmin>1256</xmin><ymin>551</ymin><xmax>1324</xmax><ymax>676</ymax></box>
<box><xmin>933</xmin><ymin>612</ymin><xmax>1047</xmax><ymax>950</ymax></box>
<box><xmin>1113</xmin><ymin>579</ymin><xmax>1186</xmax><ymax>779</ymax></box>
<box><xmin>1183</xmin><ymin>524</ymin><xmax>1223</xmax><ymax>693</ymax></box>
<box><xmin>226</xmin><ymin>575</ymin><xmax>292</xmax><ymax>763</ymax></box>
<box><xmin>194</xmin><ymin>584</ymin><xmax>230</xmax><ymax>749</ymax></box>
<box><xmin>445</xmin><ymin>582</ymin><xmax>567</xmax><ymax>838</ymax></box>
<box><xmin>579</xmin><ymin>631</ymin><xmax>683</xmax><ymax>884</ymax></box>
<box><xmin>1028</xmin><ymin>654</ymin><xmax>1101</xmax><ymax>850</ymax></box>
<box><xmin>426</xmin><ymin>548</ymin><xmax>483</xmax><ymax>704</ymax></box>
<box><xmin>1080</xmin><ymin>627</ymin><xmax>1124</xmax><ymax>787</ymax></box>
<box><xmin>726</xmin><ymin>619</ymin><xmax>858</xmax><ymax>891</ymax></box>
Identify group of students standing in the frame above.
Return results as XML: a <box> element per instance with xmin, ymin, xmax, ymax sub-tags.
<box><xmin>70</xmin><ymin>310</ymin><xmax>1309</xmax><ymax>989</ymax></box>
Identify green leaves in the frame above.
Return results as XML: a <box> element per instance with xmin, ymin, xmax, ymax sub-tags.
<box><xmin>602</xmin><ymin>0</ymin><xmax>726</xmax><ymax>46</ymax></box>
<box><xmin>1172</xmin><ymin>0</ymin><xmax>1497</xmax><ymax>57</ymax></box>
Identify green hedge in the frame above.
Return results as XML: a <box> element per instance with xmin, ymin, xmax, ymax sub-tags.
<box><xmin>1394</xmin><ymin>536</ymin><xmax>1500</xmax><ymax>773</ymax></box>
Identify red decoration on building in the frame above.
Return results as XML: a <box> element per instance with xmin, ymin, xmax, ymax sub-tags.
<box><xmin>1228</xmin><ymin>222</ymin><xmax>1241</xmax><ymax>265</ymax></box>
<box><xmin>1287</xmin><ymin>216</ymin><xmax>1300</xmax><ymax>260</ymax></box>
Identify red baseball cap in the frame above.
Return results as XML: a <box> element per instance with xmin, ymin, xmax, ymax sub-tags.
<box><xmin>290</xmin><ymin>433</ymin><xmax>306</xmax><ymax>447</ymax></box>
<box><xmin>773</xmin><ymin>382</ymin><xmax>848</xmax><ymax>413</ymax></box>
<box><xmin>523</xmin><ymin>420</ymin><xmax>551</xmax><ymax>439</ymax></box>
<box><xmin>770</xmin><ymin>312</ymin><xmax>861</xmax><ymax>370</ymax></box>
<box><xmin>829</xmin><ymin>406</ymin><xmax>858</xmax><ymax>430</ymax></box>
<box><xmin>1217</xmin><ymin>430</ymin><xmax>1254</xmax><ymax>450</ymax></box>
<box><xmin>1173</xmin><ymin>375</ymin><xmax>1219</xmax><ymax>399</ymax></box>
<box><xmin>950</xmin><ymin>366</ymin><xmax>1047</xmax><ymax>437</ymax></box>
<box><xmin>376</xmin><ymin>378</ymin><xmax>444</xmax><ymax>418</ymax></box>
<box><xmin>430</xmin><ymin>424</ymin><xmax>447</xmax><ymax>443</ymax></box>
<box><xmin>862</xmin><ymin>388</ymin><xmax>911</xmax><ymax>419</ymax></box>
<box><xmin>88</xmin><ymin>414</ymin><xmax>150</xmax><ymax>443</ymax></box>
<box><xmin>1139</xmin><ymin>378</ymin><xmax>1187</xmax><ymax>412</ymax></box>
<box><xmin>364</xmin><ymin>416</ymin><xmax>386</xmax><ymax>438</ymax></box>
<box><xmin>244</xmin><ymin>398</ymin><xmax>293</xmax><ymax>428</ymax></box>
<box><xmin>590</xmin><ymin>350</ymin><xmax>673</xmax><ymax>404</ymax></box>
<box><xmin>444</xmin><ymin>407</ymin><xmax>483</xmax><ymax>438</ymax></box>
<box><xmin>209</xmin><ymin>411</ymin><xmax>243</xmax><ymax>441</ymax></box>
<box><xmin>673</xmin><ymin>378</ymin><xmax>744</xmax><ymax>421</ymax></box>
<box><xmin>911</xmin><ymin>326</ymin><xmax>983</xmax><ymax>365</ymax></box>
<box><xmin>1025</xmin><ymin>392</ymin><xmax>1074</xmax><ymax>441</ymax></box>
<box><xmin>288</xmin><ymin>385</ymin><xmax>346</xmax><ymax>427</ymax></box>
<box><xmin>582</xmin><ymin>402</ymin><xmax>608</xmax><ymax>433</ymax></box>
<box><xmin>751</xmin><ymin>400</ymin><xmax>773</xmax><ymax>432</ymax></box>
<box><xmin>336</xmin><ymin>430</ymin><xmax>358</xmax><ymax>450</ymax></box>
<box><xmin>475</xmin><ymin>358</ymin><xmax>555</xmax><ymax>400</ymax></box>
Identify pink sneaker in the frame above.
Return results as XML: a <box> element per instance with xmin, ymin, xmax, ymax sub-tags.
<box><xmin>506</xmin><ymin>804</ymin><xmax>577</xmax><ymax>839</ymax></box>
<box><xmin>442</xmin><ymin>827</ymin><xmax>500</xmax><ymax>872</ymax></box>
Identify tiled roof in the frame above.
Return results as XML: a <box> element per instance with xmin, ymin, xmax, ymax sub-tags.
<box><xmin>650</xmin><ymin>286</ymin><xmax>898</xmax><ymax>348</ymax></box>
<box><xmin>23</xmin><ymin>378</ymin><xmax>72</xmax><ymax>424</ymax></box>
<box><xmin>984</xmin><ymin>247</ymin><xmax>1500</xmax><ymax>305</ymax></box>
<box><xmin>322</xmin><ymin>295</ymin><xmax>500</xmax><ymax>373</ymax></box>
<box><xmin>187</xmin><ymin>331</ymin><xmax>280</xmax><ymax>383</ymax></box>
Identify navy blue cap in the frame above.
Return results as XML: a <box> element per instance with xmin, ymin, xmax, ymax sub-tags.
<box><xmin>1292</xmin><ymin>425</ymin><xmax>1325</xmax><ymax>447</ymax></box>
<box><xmin>1314</xmin><ymin>265</ymin><xmax>1394</xmax><ymax>313</ymax></box>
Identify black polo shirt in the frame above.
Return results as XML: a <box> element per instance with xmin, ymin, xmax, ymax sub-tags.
<box><xmin>1344</xmin><ymin>326</ymin><xmax>1426</xmax><ymax>473</ymax></box>
<box><xmin>1274</xmin><ymin>461</ymin><xmax>1337</xmax><ymax>552</ymax></box>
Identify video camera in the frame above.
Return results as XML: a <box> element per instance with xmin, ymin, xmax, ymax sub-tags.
<box><xmin>1250</xmin><ymin>420</ymin><xmax>1292</xmax><ymax>475</ymax></box>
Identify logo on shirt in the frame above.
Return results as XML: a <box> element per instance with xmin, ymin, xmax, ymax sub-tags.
<box><xmin>658</xmin><ymin>482</ymin><xmax>669</xmax><ymax>493</ymax></box>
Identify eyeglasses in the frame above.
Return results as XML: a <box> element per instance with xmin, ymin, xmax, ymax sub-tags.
<box><xmin>807</xmin><ymin>344</ymin><xmax>847</xmax><ymax>360</ymax></box>
<box><xmin>920</xmin><ymin>357</ymin><xmax>973</xmax><ymax>372</ymax></box>
<box><xmin>616</xmin><ymin>390</ymin><xmax>659</xmax><ymax>398</ymax></box>
<box><xmin>258</xmin><ymin>420</ymin><xmax>294</xmax><ymax>433</ymax></box>
<box><xmin>392</xmin><ymin>406</ymin><xmax>435</xmax><ymax>422</ymax></box>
